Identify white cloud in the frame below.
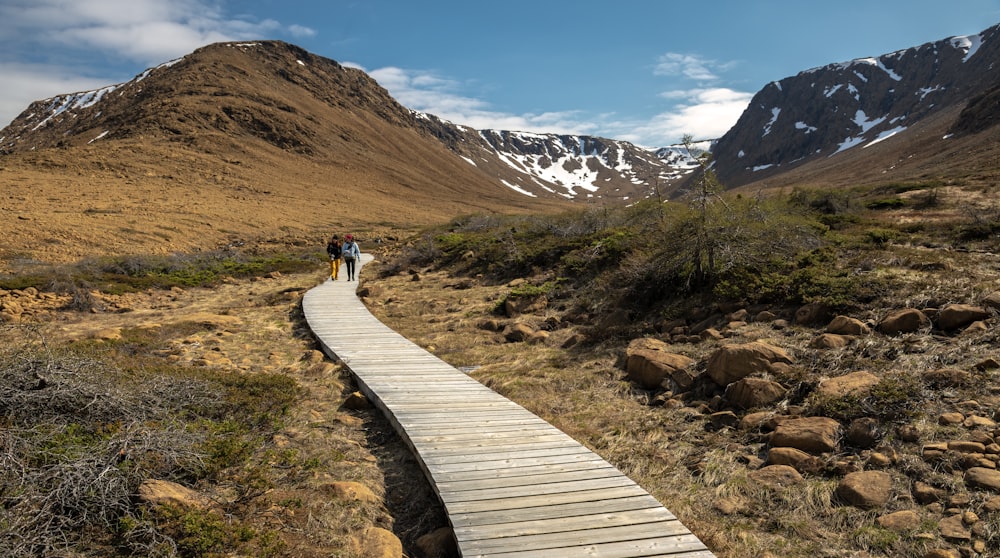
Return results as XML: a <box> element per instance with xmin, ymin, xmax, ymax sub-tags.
<box><xmin>365</xmin><ymin>64</ymin><xmax>750</xmax><ymax>147</ymax></box>
<box><xmin>0</xmin><ymin>63</ymin><xmax>116</xmax><ymax>127</ymax></box>
<box><xmin>654</xmin><ymin>53</ymin><xmax>722</xmax><ymax>81</ymax></box>
<box><xmin>641</xmin><ymin>88</ymin><xmax>754</xmax><ymax>145</ymax></box>
<box><xmin>368</xmin><ymin>66</ymin><xmax>599</xmax><ymax>136</ymax></box>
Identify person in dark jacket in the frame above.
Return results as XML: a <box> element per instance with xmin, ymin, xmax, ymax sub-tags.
<box><xmin>341</xmin><ymin>234</ymin><xmax>361</xmax><ymax>281</ymax></box>
<box><xmin>325</xmin><ymin>235</ymin><xmax>342</xmax><ymax>280</ymax></box>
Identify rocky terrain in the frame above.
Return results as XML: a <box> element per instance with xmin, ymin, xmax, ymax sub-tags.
<box><xmin>358</xmin><ymin>235</ymin><xmax>1000</xmax><ymax>558</ymax></box>
<box><xmin>3</xmin><ymin>23</ymin><xmax>1000</xmax><ymax>558</ymax></box>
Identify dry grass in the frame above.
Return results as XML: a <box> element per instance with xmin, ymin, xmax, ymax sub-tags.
<box><xmin>360</xmin><ymin>194</ymin><xmax>1000</xmax><ymax>557</ymax></box>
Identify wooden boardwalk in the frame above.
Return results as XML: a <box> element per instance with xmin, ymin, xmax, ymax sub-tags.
<box><xmin>302</xmin><ymin>255</ymin><xmax>714</xmax><ymax>558</ymax></box>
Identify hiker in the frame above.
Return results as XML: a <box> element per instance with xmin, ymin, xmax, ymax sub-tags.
<box><xmin>325</xmin><ymin>235</ymin><xmax>342</xmax><ymax>280</ymax></box>
<box><xmin>341</xmin><ymin>234</ymin><xmax>361</xmax><ymax>281</ymax></box>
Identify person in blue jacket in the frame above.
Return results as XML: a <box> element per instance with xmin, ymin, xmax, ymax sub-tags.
<box><xmin>341</xmin><ymin>234</ymin><xmax>361</xmax><ymax>281</ymax></box>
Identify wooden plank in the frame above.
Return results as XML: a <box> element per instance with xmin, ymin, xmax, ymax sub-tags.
<box><xmin>443</xmin><ymin>485</ymin><xmax>654</xmax><ymax>514</ymax></box>
<box><xmin>439</xmin><ymin>476</ymin><xmax>639</xmax><ymax>503</ymax></box>
<box><xmin>435</xmin><ymin>465</ymin><xmax>622</xmax><ymax>493</ymax></box>
<box><xmin>459</xmin><ymin>524</ymin><xmax>705</xmax><ymax>554</ymax></box>
<box><xmin>302</xmin><ymin>258</ymin><xmax>715</xmax><ymax>558</ymax></box>
<box><xmin>448</xmin><ymin>495</ymin><xmax>667</xmax><ymax>528</ymax></box>
<box><xmin>454</xmin><ymin>506</ymin><xmax>681</xmax><ymax>540</ymax></box>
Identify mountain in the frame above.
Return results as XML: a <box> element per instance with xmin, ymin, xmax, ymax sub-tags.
<box><xmin>1</xmin><ymin>41</ymin><xmax>685</xmax><ymax>264</ymax></box>
<box><xmin>710</xmin><ymin>23</ymin><xmax>1000</xmax><ymax>191</ymax></box>
<box><xmin>412</xmin><ymin>112</ymin><xmax>703</xmax><ymax>201</ymax></box>
<box><xmin>0</xmin><ymin>42</ymin><xmax>693</xmax><ymax>208</ymax></box>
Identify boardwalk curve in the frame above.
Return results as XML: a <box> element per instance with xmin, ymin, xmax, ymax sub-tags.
<box><xmin>302</xmin><ymin>255</ymin><xmax>715</xmax><ymax>558</ymax></box>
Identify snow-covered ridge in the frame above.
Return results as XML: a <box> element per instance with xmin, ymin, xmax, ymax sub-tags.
<box><xmin>471</xmin><ymin>129</ymin><xmax>701</xmax><ymax>200</ymax></box>
<box><xmin>20</xmin><ymin>57</ymin><xmax>184</xmax><ymax>133</ymax></box>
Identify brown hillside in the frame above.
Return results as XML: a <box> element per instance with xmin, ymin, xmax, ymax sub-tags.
<box><xmin>0</xmin><ymin>41</ymin><xmax>570</xmax><ymax>270</ymax></box>
<box><xmin>729</xmin><ymin>104</ymin><xmax>1000</xmax><ymax>198</ymax></box>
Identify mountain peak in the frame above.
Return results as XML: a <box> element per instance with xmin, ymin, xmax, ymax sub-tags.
<box><xmin>710</xmin><ymin>22</ymin><xmax>1000</xmax><ymax>189</ymax></box>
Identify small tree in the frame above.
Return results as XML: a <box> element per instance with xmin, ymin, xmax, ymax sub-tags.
<box><xmin>681</xmin><ymin>134</ymin><xmax>726</xmax><ymax>289</ymax></box>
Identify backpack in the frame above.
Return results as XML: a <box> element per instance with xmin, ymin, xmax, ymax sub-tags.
<box><xmin>342</xmin><ymin>242</ymin><xmax>356</xmax><ymax>260</ymax></box>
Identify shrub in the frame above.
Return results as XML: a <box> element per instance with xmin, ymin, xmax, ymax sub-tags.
<box><xmin>0</xmin><ymin>325</ymin><xmax>296</xmax><ymax>556</ymax></box>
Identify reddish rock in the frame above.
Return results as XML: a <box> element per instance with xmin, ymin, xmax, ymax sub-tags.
<box><xmin>937</xmin><ymin>304</ymin><xmax>989</xmax><ymax>331</ymax></box>
<box><xmin>749</xmin><ymin>464</ymin><xmax>803</xmax><ymax>488</ymax></box>
<box><xmin>816</xmin><ymin>371</ymin><xmax>880</xmax><ymax>398</ymax></box>
<box><xmin>877</xmin><ymin>308</ymin><xmax>930</xmax><ymax>335</ymax></box>
<box><xmin>836</xmin><ymin>470</ymin><xmax>892</xmax><ymax>509</ymax></box>
<box><xmin>770</xmin><ymin>416</ymin><xmax>842</xmax><ymax>454</ymax></box>
<box><xmin>826</xmin><ymin>315</ymin><xmax>871</xmax><ymax>336</ymax></box>
<box><xmin>705</xmin><ymin>341</ymin><xmax>794</xmax><ymax>386</ymax></box>
<box><xmin>624</xmin><ymin>338</ymin><xmax>696</xmax><ymax>390</ymax></box>
<box><xmin>725</xmin><ymin>377</ymin><xmax>787</xmax><ymax>410</ymax></box>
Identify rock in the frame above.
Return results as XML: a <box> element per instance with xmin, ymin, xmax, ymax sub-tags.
<box><xmin>836</xmin><ymin>471</ymin><xmax>892</xmax><ymax>509</ymax></box>
<box><xmin>705</xmin><ymin>341</ymin><xmax>795</xmax><ymax>386</ymax></box>
<box><xmin>948</xmin><ymin>440</ymin><xmax>986</xmax><ymax>454</ymax></box>
<box><xmin>809</xmin><ymin>333</ymin><xmax>852</xmax><ymax>349</ymax></box>
<box><xmin>913</xmin><ymin>481</ymin><xmax>945</xmax><ymax>504</ymax></box>
<box><xmin>416</xmin><ymin>527</ymin><xmax>457</xmax><ymax>558</ymax></box>
<box><xmin>937</xmin><ymin>304</ymin><xmax>990</xmax><ymax>331</ymax></box>
<box><xmin>91</xmin><ymin>327</ymin><xmax>123</xmax><ymax>341</ymax></box>
<box><xmin>897</xmin><ymin>424</ymin><xmax>921</xmax><ymax>443</ymax></box>
<box><xmin>876</xmin><ymin>510</ymin><xmax>921</xmax><ymax>532</ymax></box>
<box><xmin>710</xmin><ymin>411</ymin><xmax>740</xmax><ymax>428</ymax></box>
<box><xmin>504</xmin><ymin>294</ymin><xmax>548</xmax><ymax>317</ymax></box>
<box><xmin>975</xmin><ymin>357</ymin><xmax>1000</xmax><ymax>371</ymax></box>
<box><xmin>766</xmin><ymin>447</ymin><xmax>823</xmax><ymax>474</ymax></box>
<box><xmin>964</xmin><ymin>415</ymin><xmax>997</xmax><ymax>429</ymax></box>
<box><xmin>938</xmin><ymin>514</ymin><xmax>971</xmax><ymax>541</ymax></box>
<box><xmin>815</xmin><ymin>371</ymin><xmax>880</xmax><ymax>398</ymax></box>
<box><xmin>877</xmin><ymin>308</ymin><xmax>931</xmax><ymax>335</ymax></box>
<box><xmin>527</xmin><ymin>330</ymin><xmax>549</xmax><ymax>344</ymax></box>
<box><xmin>939</xmin><ymin>412</ymin><xmax>965</xmax><ymax>425</ymax></box>
<box><xmin>770</xmin><ymin>416</ymin><xmax>842</xmax><ymax>454</ymax></box>
<box><xmin>826</xmin><ymin>315</ymin><xmax>871</xmax><ymax>336</ymax></box>
<box><xmin>624</xmin><ymin>339</ymin><xmax>696</xmax><ymax>390</ymax></box>
<box><xmin>138</xmin><ymin>479</ymin><xmax>218</xmax><ymax>511</ymax></box>
<box><xmin>343</xmin><ymin>391</ymin><xmax>371</xmax><ymax>410</ymax></box>
<box><xmin>984</xmin><ymin>495</ymin><xmax>1000</xmax><ymax>512</ymax></box>
<box><xmin>924</xmin><ymin>549</ymin><xmax>960</xmax><ymax>558</ymax></box>
<box><xmin>700</xmin><ymin>328</ymin><xmax>724</xmax><ymax>341</ymax></box>
<box><xmin>477</xmin><ymin>318</ymin><xmax>504</xmax><ymax>332</ymax></box>
<box><xmin>323</xmin><ymin>481</ymin><xmax>379</xmax><ymax>504</ymax></box>
<box><xmin>725</xmin><ymin>377</ymin><xmax>787</xmax><ymax>409</ymax></box>
<box><xmin>350</xmin><ymin>526</ymin><xmax>403</xmax><ymax>558</ymax></box>
<box><xmin>795</xmin><ymin>302</ymin><xmax>830</xmax><ymax>325</ymax></box>
<box><xmin>503</xmin><ymin>323</ymin><xmax>536</xmax><ymax>343</ymax></box>
<box><xmin>965</xmin><ymin>467</ymin><xmax>1000</xmax><ymax>492</ymax></box>
<box><xmin>748</xmin><ymin>464</ymin><xmax>804</xmax><ymax>488</ymax></box>
<box><xmin>740</xmin><ymin>411</ymin><xmax>789</xmax><ymax>432</ymax></box>
<box><xmin>922</xmin><ymin>368</ymin><xmax>972</xmax><ymax>388</ymax></box>
<box><xmin>963</xmin><ymin>320</ymin><xmax>989</xmax><ymax>334</ymax></box>
<box><xmin>755</xmin><ymin>310</ymin><xmax>778</xmax><ymax>322</ymax></box>
<box><xmin>983</xmin><ymin>291</ymin><xmax>1000</xmax><ymax>311</ymax></box>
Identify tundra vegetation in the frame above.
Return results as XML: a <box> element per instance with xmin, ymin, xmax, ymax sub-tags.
<box><xmin>367</xmin><ymin>180</ymin><xmax>1000</xmax><ymax>558</ymax></box>
<box><xmin>2</xmin><ymin>179</ymin><xmax>1000</xmax><ymax>557</ymax></box>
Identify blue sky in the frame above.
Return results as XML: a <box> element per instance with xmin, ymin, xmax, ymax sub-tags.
<box><xmin>1</xmin><ymin>0</ymin><xmax>998</xmax><ymax>147</ymax></box>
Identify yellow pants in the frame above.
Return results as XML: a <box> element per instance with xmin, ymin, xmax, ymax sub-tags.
<box><xmin>330</xmin><ymin>259</ymin><xmax>340</xmax><ymax>279</ymax></box>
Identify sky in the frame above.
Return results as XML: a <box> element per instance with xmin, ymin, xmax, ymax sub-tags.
<box><xmin>1</xmin><ymin>1</ymin><xmax>998</xmax><ymax>148</ymax></box>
